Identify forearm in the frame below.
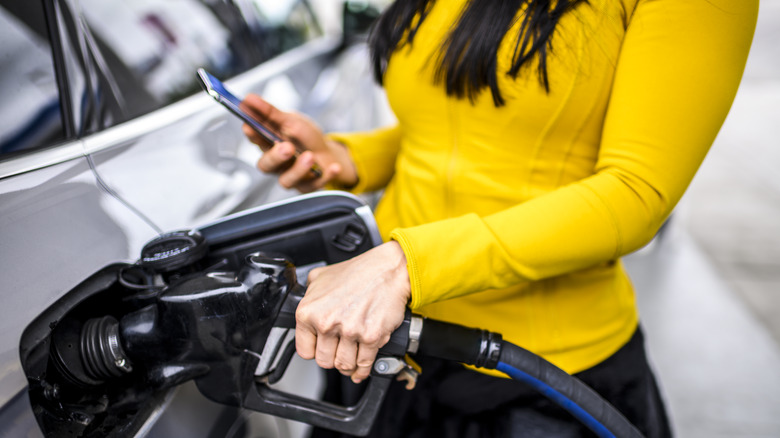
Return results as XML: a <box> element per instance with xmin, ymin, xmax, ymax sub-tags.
<box><xmin>391</xmin><ymin>168</ymin><xmax>667</xmax><ymax>308</ymax></box>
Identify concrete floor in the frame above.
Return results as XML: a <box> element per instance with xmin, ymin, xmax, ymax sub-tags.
<box><xmin>624</xmin><ymin>3</ymin><xmax>780</xmax><ymax>437</ymax></box>
<box><xmin>680</xmin><ymin>1</ymin><xmax>780</xmax><ymax>346</ymax></box>
<box><xmin>626</xmin><ymin>229</ymin><xmax>780</xmax><ymax>437</ymax></box>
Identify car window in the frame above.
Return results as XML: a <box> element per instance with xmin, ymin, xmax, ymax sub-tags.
<box><xmin>0</xmin><ymin>2</ymin><xmax>66</xmax><ymax>158</ymax></box>
<box><xmin>78</xmin><ymin>0</ymin><xmax>323</xmax><ymax>125</ymax></box>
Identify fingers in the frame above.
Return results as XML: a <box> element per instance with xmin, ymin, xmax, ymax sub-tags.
<box><xmin>301</xmin><ymin>333</ymin><xmax>377</xmax><ymax>383</ymax></box>
<box><xmin>295</xmin><ymin>324</ymin><xmax>317</xmax><ymax>360</ymax></box>
<box><xmin>242</xmin><ymin>124</ymin><xmax>274</xmax><ymax>150</ymax></box>
<box><xmin>334</xmin><ymin>339</ymin><xmax>358</xmax><ymax>376</ymax></box>
<box><xmin>241</xmin><ymin>95</ymin><xmax>308</xmax><ymax>152</ymax></box>
<box><xmin>285</xmin><ymin>156</ymin><xmax>343</xmax><ymax>193</ymax></box>
<box><xmin>260</xmin><ymin>150</ymin><xmax>341</xmax><ymax>193</ymax></box>
<box><xmin>295</xmin><ymin>304</ymin><xmax>377</xmax><ymax>382</ymax></box>
<box><xmin>315</xmin><ymin>335</ymin><xmax>339</xmax><ymax>369</ymax></box>
<box><xmin>241</xmin><ymin>94</ymin><xmax>284</xmax><ymax>130</ymax></box>
<box><xmin>256</xmin><ymin>141</ymin><xmax>297</xmax><ymax>173</ymax></box>
<box><xmin>241</xmin><ymin>95</ymin><xmax>318</xmax><ymax>149</ymax></box>
<box><xmin>297</xmin><ymin>329</ymin><xmax>374</xmax><ymax>382</ymax></box>
<box><xmin>277</xmin><ymin>151</ymin><xmax>318</xmax><ymax>189</ymax></box>
<box><xmin>353</xmin><ymin>344</ymin><xmax>379</xmax><ymax>383</ymax></box>
<box><xmin>297</xmin><ymin>306</ymin><xmax>360</xmax><ymax>376</ymax></box>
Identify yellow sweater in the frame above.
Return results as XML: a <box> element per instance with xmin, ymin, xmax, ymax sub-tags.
<box><xmin>330</xmin><ymin>0</ymin><xmax>756</xmax><ymax>374</ymax></box>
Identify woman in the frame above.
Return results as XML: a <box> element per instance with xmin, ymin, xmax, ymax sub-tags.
<box><xmin>242</xmin><ymin>0</ymin><xmax>757</xmax><ymax>436</ymax></box>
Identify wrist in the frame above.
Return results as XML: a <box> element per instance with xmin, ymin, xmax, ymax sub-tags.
<box><xmin>326</xmin><ymin>139</ymin><xmax>358</xmax><ymax>189</ymax></box>
<box><xmin>384</xmin><ymin>241</ymin><xmax>411</xmax><ymax>304</ymax></box>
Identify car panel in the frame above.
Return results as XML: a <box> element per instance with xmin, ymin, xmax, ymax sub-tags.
<box><xmin>87</xmin><ymin>36</ymin><xmax>388</xmax><ymax>234</ymax></box>
<box><xmin>0</xmin><ymin>141</ymin><xmax>84</xmax><ymax>179</ymax></box>
<box><xmin>0</xmin><ymin>155</ymin><xmax>159</xmax><ymax>433</ymax></box>
<box><xmin>82</xmin><ymin>38</ymin><xmax>344</xmax><ymax>233</ymax></box>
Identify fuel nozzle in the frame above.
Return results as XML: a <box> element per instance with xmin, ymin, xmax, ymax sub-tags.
<box><xmin>56</xmin><ymin>254</ymin><xmax>302</xmax><ymax>399</ymax></box>
<box><xmin>79</xmin><ymin>316</ymin><xmax>133</xmax><ymax>382</ymax></box>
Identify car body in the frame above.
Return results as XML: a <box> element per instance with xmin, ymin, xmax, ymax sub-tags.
<box><xmin>0</xmin><ymin>0</ymin><xmax>388</xmax><ymax>436</ymax></box>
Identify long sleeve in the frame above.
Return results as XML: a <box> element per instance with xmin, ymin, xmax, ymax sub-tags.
<box><xmin>390</xmin><ymin>0</ymin><xmax>758</xmax><ymax>309</ymax></box>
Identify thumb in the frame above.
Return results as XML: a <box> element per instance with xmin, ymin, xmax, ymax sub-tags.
<box><xmin>241</xmin><ymin>94</ymin><xmax>285</xmax><ymax>129</ymax></box>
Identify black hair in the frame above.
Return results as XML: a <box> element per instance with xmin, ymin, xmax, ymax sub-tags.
<box><xmin>369</xmin><ymin>0</ymin><xmax>587</xmax><ymax>106</ymax></box>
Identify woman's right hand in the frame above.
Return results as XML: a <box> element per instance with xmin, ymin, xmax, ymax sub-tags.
<box><xmin>241</xmin><ymin>94</ymin><xmax>358</xmax><ymax>193</ymax></box>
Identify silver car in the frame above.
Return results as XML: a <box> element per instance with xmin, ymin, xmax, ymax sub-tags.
<box><xmin>0</xmin><ymin>0</ymin><xmax>387</xmax><ymax>436</ymax></box>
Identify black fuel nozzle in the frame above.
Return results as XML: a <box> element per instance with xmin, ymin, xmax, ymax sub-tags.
<box><xmin>68</xmin><ymin>252</ymin><xmax>415</xmax><ymax>436</ymax></box>
<box><xmin>71</xmin><ymin>254</ymin><xmax>300</xmax><ymax>399</ymax></box>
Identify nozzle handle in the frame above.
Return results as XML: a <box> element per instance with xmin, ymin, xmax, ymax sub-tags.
<box><xmin>243</xmin><ymin>370</ymin><xmax>392</xmax><ymax>436</ymax></box>
<box><xmin>260</xmin><ymin>291</ymin><xmax>414</xmax><ymax>436</ymax></box>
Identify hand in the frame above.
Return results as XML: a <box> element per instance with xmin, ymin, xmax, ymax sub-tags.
<box><xmin>295</xmin><ymin>242</ymin><xmax>411</xmax><ymax>383</ymax></box>
<box><xmin>240</xmin><ymin>94</ymin><xmax>357</xmax><ymax>193</ymax></box>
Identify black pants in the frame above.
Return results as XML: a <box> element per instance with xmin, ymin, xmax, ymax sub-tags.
<box><xmin>312</xmin><ymin>327</ymin><xmax>672</xmax><ymax>438</ymax></box>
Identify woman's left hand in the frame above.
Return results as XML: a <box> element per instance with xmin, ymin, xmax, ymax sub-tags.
<box><xmin>295</xmin><ymin>241</ymin><xmax>411</xmax><ymax>383</ymax></box>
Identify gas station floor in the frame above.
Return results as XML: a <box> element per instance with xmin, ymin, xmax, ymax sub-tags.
<box><xmin>625</xmin><ymin>226</ymin><xmax>780</xmax><ymax>437</ymax></box>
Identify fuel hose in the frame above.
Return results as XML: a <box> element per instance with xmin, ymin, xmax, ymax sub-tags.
<box><xmin>415</xmin><ymin>318</ymin><xmax>644</xmax><ymax>438</ymax></box>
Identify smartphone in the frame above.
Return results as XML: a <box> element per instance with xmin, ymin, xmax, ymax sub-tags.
<box><xmin>197</xmin><ymin>68</ymin><xmax>322</xmax><ymax>177</ymax></box>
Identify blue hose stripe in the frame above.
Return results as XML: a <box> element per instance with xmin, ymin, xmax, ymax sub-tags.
<box><xmin>496</xmin><ymin>361</ymin><xmax>616</xmax><ymax>438</ymax></box>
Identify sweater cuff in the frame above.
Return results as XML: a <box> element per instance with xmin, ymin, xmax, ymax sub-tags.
<box><xmin>389</xmin><ymin>214</ymin><xmax>500</xmax><ymax>309</ymax></box>
<box><xmin>389</xmin><ymin>229</ymin><xmax>424</xmax><ymax>310</ymax></box>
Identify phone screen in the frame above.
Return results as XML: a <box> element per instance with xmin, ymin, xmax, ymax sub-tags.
<box><xmin>197</xmin><ymin>68</ymin><xmax>321</xmax><ymax>177</ymax></box>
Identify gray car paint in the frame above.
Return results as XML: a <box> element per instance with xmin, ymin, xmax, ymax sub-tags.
<box><xmin>87</xmin><ymin>38</ymin><xmax>387</xmax><ymax>234</ymax></box>
<box><xmin>0</xmin><ymin>153</ymin><xmax>158</xmax><ymax>436</ymax></box>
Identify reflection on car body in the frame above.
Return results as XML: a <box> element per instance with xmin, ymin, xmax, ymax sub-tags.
<box><xmin>0</xmin><ymin>8</ymin><xmax>63</xmax><ymax>154</ymax></box>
